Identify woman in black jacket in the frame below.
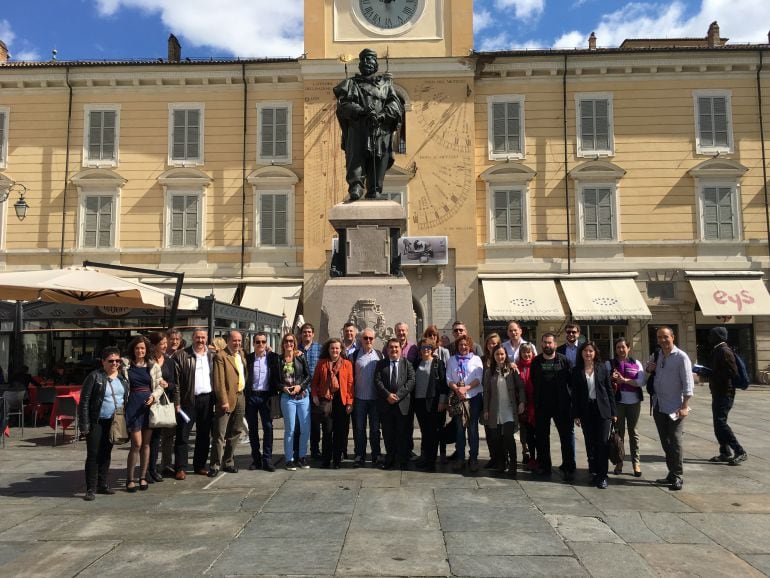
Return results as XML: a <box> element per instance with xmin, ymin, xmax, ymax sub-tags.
<box><xmin>571</xmin><ymin>341</ymin><xmax>617</xmax><ymax>489</ymax></box>
<box><xmin>412</xmin><ymin>338</ymin><xmax>449</xmax><ymax>472</ymax></box>
<box><xmin>78</xmin><ymin>346</ymin><xmax>129</xmax><ymax>501</ymax></box>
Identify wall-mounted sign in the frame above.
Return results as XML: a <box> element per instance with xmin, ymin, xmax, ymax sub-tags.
<box><xmin>399</xmin><ymin>236</ymin><xmax>448</xmax><ymax>266</ymax></box>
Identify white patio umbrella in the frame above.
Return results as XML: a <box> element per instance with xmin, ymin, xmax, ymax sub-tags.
<box><xmin>0</xmin><ymin>267</ymin><xmax>199</xmax><ymax>310</ymax></box>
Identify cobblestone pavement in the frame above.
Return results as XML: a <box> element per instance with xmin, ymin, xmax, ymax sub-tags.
<box><xmin>1</xmin><ymin>387</ymin><xmax>770</xmax><ymax>576</ymax></box>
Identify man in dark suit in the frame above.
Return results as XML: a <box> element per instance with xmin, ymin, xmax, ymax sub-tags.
<box><xmin>374</xmin><ymin>338</ymin><xmax>416</xmax><ymax>470</ymax></box>
<box><xmin>244</xmin><ymin>332</ymin><xmax>279</xmax><ymax>472</ymax></box>
<box><xmin>556</xmin><ymin>323</ymin><xmax>581</xmax><ymax>369</ymax></box>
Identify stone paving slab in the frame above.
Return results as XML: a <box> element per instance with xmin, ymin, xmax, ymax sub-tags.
<box><xmin>77</xmin><ymin>541</ymin><xmax>221</xmax><ymax>577</ymax></box>
<box><xmin>602</xmin><ymin>511</ymin><xmax>665</xmax><ymax>544</ymax></box>
<box><xmin>210</xmin><ymin>536</ymin><xmax>343</xmax><ymax>576</ymax></box>
<box><xmin>262</xmin><ymin>480</ymin><xmax>360</xmax><ymax>514</ymax></box>
<box><xmin>448</xmin><ymin>554</ymin><xmax>587</xmax><ymax>577</ymax></box>
<box><xmin>743</xmin><ymin>555</ymin><xmax>770</xmax><ymax>576</ymax></box>
<box><xmin>349</xmin><ymin>487</ymin><xmax>439</xmax><ymax>531</ymax></box>
<box><xmin>438</xmin><ymin>505</ymin><xmax>553</xmax><ymax>533</ymax></box>
<box><xmin>567</xmin><ymin>542</ymin><xmax>657</xmax><ymax>577</ymax></box>
<box><xmin>0</xmin><ymin>540</ymin><xmax>120</xmax><ymax>577</ymax></box>
<box><xmin>633</xmin><ymin>543</ymin><xmax>767</xmax><ymax>577</ymax></box>
<box><xmin>681</xmin><ymin>513</ymin><xmax>770</xmax><ymax>554</ymax></box>
<box><xmin>545</xmin><ymin>514</ymin><xmax>624</xmax><ymax>543</ymax></box>
<box><xmin>445</xmin><ymin>530</ymin><xmax>570</xmax><ymax>556</ymax></box>
<box><xmin>637</xmin><ymin>511</ymin><xmax>713</xmax><ymax>544</ymax></box>
<box><xmin>573</xmin><ymin>483</ymin><xmax>695</xmax><ymax>513</ymax></box>
<box><xmin>676</xmin><ymin>491</ymin><xmax>770</xmax><ymax>513</ymax></box>
<box><xmin>433</xmin><ymin>486</ymin><xmax>531</xmax><ymax>508</ymax></box>
<box><xmin>240</xmin><ymin>512</ymin><xmax>351</xmax><ymax>540</ymax></box>
<box><xmin>337</xmin><ymin>530</ymin><xmax>449</xmax><ymax>576</ymax></box>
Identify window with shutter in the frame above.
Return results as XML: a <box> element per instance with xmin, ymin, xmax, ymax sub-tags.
<box><xmin>488</xmin><ymin>96</ymin><xmax>524</xmax><ymax>160</ymax></box>
<box><xmin>696</xmin><ymin>93</ymin><xmax>731</xmax><ymax>153</ymax></box>
<box><xmin>257</xmin><ymin>103</ymin><xmax>291</xmax><ymax>163</ymax></box>
<box><xmin>492</xmin><ymin>189</ymin><xmax>523</xmax><ymax>242</ymax></box>
<box><xmin>82</xmin><ymin>195</ymin><xmax>114</xmax><ymax>248</ymax></box>
<box><xmin>0</xmin><ymin>110</ymin><xmax>7</xmax><ymax>166</ymax></box>
<box><xmin>577</xmin><ymin>95</ymin><xmax>613</xmax><ymax>156</ymax></box>
<box><xmin>169</xmin><ymin>194</ymin><xmax>200</xmax><ymax>247</ymax></box>
<box><xmin>702</xmin><ymin>186</ymin><xmax>735</xmax><ymax>240</ymax></box>
<box><xmin>169</xmin><ymin>106</ymin><xmax>203</xmax><ymax>163</ymax></box>
<box><xmin>582</xmin><ymin>187</ymin><xmax>614</xmax><ymax>241</ymax></box>
<box><xmin>260</xmin><ymin>192</ymin><xmax>289</xmax><ymax>246</ymax></box>
<box><xmin>87</xmin><ymin>109</ymin><xmax>117</xmax><ymax>163</ymax></box>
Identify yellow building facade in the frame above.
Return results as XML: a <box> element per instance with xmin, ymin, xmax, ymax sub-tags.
<box><xmin>1</xmin><ymin>1</ymin><xmax>770</xmax><ymax>376</ymax></box>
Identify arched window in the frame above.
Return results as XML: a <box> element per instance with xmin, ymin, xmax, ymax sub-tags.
<box><xmin>393</xmin><ymin>85</ymin><xmax>411</xmax><ymax>155</ymax></box>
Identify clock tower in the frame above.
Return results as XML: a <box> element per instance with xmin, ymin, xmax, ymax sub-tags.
<box><xmin>304</xmin><ymin>0</ymin><xmax>473</xmax><ymax>59</ymax></box>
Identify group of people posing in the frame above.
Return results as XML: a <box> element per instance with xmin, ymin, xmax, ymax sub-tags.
<box><xmin>76</xmin><ymin>319</ymin><xmax>745</xmax><ymax>500</ymax></box>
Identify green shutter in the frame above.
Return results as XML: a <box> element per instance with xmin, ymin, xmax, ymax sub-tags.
<box><xmin>699</xmin><ymin>96</ymin><xmax>729</xmax><ymax>149</ymax></box>
<box><xmin>261</xmin><ymin>108</ymin><xmax>275</xmax><ymax>158</ymax></box>
<box><xmin>172</xmin><ymin>109</ymin><xmax>200</xmax><ymax>161</ymax></box>
<box><xmin>170</xmin><ymin>194</ymin><xmax>199</xmax><ymax>246</ymax></box>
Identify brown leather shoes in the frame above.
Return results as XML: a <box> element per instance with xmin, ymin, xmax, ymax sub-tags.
<box><xmin>175</xmin><ymin>470</ymin><xmax>186</xmax><ymax>480</ymax></box>
<box><xmin>195</xmin><ymin>468</ymin><xmax>209</xmax><ymax>476</ymax></box>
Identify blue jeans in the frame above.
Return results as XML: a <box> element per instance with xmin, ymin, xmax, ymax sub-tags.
<box><xmin>455</xmin><ymin>394</ymin><xmax>483</xmax><ymax>461</ymax></box>
<box><xmin>281</xmin><ymin>393</ymin><xmax>310</xmax><ymax>460</ymax></box>
<box><xmin>353</xmin><ymin>398</ymin><xmax>381</xmax><ymax>460</ymax></box>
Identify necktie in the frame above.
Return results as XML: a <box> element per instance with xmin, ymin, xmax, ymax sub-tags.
<box><xmin>390</xmin><ymin>361</ymin><xmax>398</xmax><ymax>391</ymax></box>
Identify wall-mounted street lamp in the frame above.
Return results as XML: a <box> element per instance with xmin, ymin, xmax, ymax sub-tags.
<box><xmin>0</xmin><ymin>183</ymin><xmax>30</xmax><ymax>220</ymax></box>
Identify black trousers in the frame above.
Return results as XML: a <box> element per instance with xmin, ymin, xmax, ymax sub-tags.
<box><xmin>85</xmin><ymin>417</ymin><xmax>114</xmax><ymax>491</ymax></box>
<box><xmin>535</xmin><ymin>407</ymin><xmax>576</xmax><ymax>473</ymax></box>
<box><xmin>380</xmin><ymin>402</ymin><xmax>412</xmax><ymax>466</ymax></box>
<box><xmin>487</xmin><ymin>421</ymin><xmax>518</xmax><ymax>471</ymax></box>
<box><xmin>174</xmin><ymin>392</ymin><xmax>214</xmax><ymax>471</ymax></box>
<box><xmin>413</xmin><ymin>398</ymin><xmax>439</xmax><ymax>466</ymax></box>
<box><xmin>310</xmin><ymin>403</ymin><xmax>322</xmax><ymax>455</ymax></box>
<box><xmin>581</xmin><ymin>401</ymin><xmax>611</xmax><ymax>479</ymax></box>
<box><xmin>712</xmin><ymin>393</ymin><xmax>744</xmax><ymax>456</ymax></box>
<box><xmin>320</xmin><ymin>392</ymin><xmax>348</xmax><ymax>465</ymax></box>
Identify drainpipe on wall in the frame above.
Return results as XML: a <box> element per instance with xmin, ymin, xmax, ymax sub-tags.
<box><xmin>563</xmin><ymin>54</ymin><xmax>572</xmax><ymax>274</ymax></box>
<box><xmin>758</xmin><ymin>50</ymin><xmax>770</xmax><ymax>264</ymax></box>
<box><xmin>240</xmin><ymin>61</ymin><xmax>248</xmax><ymax>281</ymax></box>
<box><xmin>59</xmin><ymin>66</ymin><xmax>73</xmax><ymax>269</ymax></box>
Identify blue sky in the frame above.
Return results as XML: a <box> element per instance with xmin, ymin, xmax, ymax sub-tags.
<box><xmin>1</xmin><ymin>0</ymin><xmax>769</xmax><ymax>61</ymax></box>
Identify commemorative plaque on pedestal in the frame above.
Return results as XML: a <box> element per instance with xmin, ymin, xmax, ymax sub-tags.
<box><xmin>319</xmin><ymin>200</ymin><xmax>414</xmax><ymax>348</ymax></box>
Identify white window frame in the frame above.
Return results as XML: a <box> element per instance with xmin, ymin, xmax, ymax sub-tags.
<box><xmin>488</xmin><ymin>184</ymin><xmax>528</xmax><ymax>244</ymax></box>
<box><xmin>576</xmin><ymin>182</ymin><xmax>619</xmax><ymax>242</ymax></box>
<box><xmin>164</xmin><ymin>189</ymin><xmax>205</xmax><ymax>249</ymax></box>
<box><xmin>696</xmin><ymin>180</ymin><xmax>741</xmax><ymax>242</ymax></box>
<box><xmin>0</xmin><ymin>107</ymin><xmax>9</xmax><ymax>169</ymax></box>
<box><xmin>693</xmin><ymin>90</ymin><xmax>734</xmax><ymax>155</ymax></box>
<box><xmin>487</xmin><ymin>95</ymin><xmax>526</xmax><ymax>161</ymax></box>
<box><xmin>77</xmin><ymin>191</ymin><xmax>119</xmax><ymax>249</ymax></box>
<box><xmin>255</xmin><ymin>188</ymin><xmax>293</xmax><ymax>247</ymax></box>
<box><xmin>575</xmin><ymin>93</ymin><xmax>614</xmax><ymax>157</ymax></box>
<box><xmin>256</xmin><ymin>101</ymin><xmax>292</xmax><ymax>165</ymax></box>
<box><xmin>83</xmin><ymin>104</ymin><xmax>120</xmax><ymax>168</ymax></box>
<box><xmin>168</xmin><ymin>103</ymin><xmax>204</xmax><ymax>166</ymax></box>
<box><xmin>382</xmin><ymin>185</ymin><xmax>407</xmax><ymax>207</ymax></box>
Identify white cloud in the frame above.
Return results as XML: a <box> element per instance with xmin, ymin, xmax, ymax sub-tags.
<box><xmin>94</xmin><ymin>0</ymin><xmax>304</xmax><ymax>58</ymax></box>
<box><xmin>495</xmin><ymin>0</ymin><xmax>546</xmax><ymax>21</ymax></box>
<box><xmin>555</xmin><ymin>0</ymin><xmax>770</xmax><ymax>49</ymax></box>
<box><xmin>479</xmin><ymin>32</ymin><xmax>513</xmax><ymax>52</ymax></box>
<box><xmin>474</xmin><ymin>10</ymin><xmax>494</xmax><ymax>34</ymax></box>
<box><xmin>15</xmin><ymin>50</ymin><xmax>41</xmax><ymax>61</ymax></box>
<box><xmin>0</xmin><ymin>19</ymin><xmax>17</xmax><ymax>46</ymax></box>
<box><xmin>553</xmin><ymin>30</ymin><xmax>586</xmax><ymax>49</ymax></box>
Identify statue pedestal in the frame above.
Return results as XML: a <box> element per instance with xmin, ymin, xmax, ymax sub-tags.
<box><xmin>320</xmin><ymin>200</ymin><xmax>414</xmax><ymax>347</ymax></box>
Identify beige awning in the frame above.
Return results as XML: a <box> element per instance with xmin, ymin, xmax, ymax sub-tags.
<box><xmin>560</xmin><ymin>278</ymin><xmax>651</xmax><ymax>320</ymax></box>
<box><xmin>240</xmin><ymin>284</ymin><xmax>302</xmax><ymax>321</ymax></box>
<box><xmin>482</xmin><ymin>279</ymin><xmax>565</xmax><ymax>320</ymax></box>
<box><xmin>182</xmin><ymin>285</ymin><xmax>238</xmax><ymax>303</ymax></box>
<box><xmin>688</xmin><ymin>276</ymin><xmax>770</xmax><ymax>316</ymax></box>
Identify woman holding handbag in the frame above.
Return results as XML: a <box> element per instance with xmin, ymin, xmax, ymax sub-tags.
<box><xmin>446</xmin><ymin>335</ymin><xmax>484</xmax><ymax>472</ymax></box>
<box><xmin>78</xmin><ymin>347</ymin><xmax>129</xmax><ymax>501</ymax></box>
<box><xmin>572</xmin><ymin>341</ymin><xmax>617</xmax><ymax>489</ymax></box>
<box><xmin>606</xmin><ymin>337</ymin><xmax>645</xmax><ymax>477</ymax></box>
<box><xmin>271</xmin><ymin>333</ymin><xmax>312</xmax><ymax>470</ymax></box>
<box><xmin>311</xmin><ymin>338</ymin><xmax>354</xmax><ymax>469</ymax></box>
<box><xmin>147</xmin><ymin>331</ymin><xmax>177</xmax><ymax>483</ymax></box>
<box><xmin>124</xmin><ymin>335</ymin><xmax>165</xmax><ymax>492</ymax></box>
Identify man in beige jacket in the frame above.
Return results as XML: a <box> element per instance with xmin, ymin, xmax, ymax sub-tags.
<box><xmin>210</xmin><ymin>330</ymin><xmax>246</xmax><ymax>477</ymax></box>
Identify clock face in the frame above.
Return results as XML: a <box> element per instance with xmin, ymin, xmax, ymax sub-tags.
<box><xmin>357</xmin><ymin>0</ymin><xmax>422</xmax><ymax>32</ymax></box>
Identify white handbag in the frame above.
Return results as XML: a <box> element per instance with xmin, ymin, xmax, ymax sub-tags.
<box><xmin>149</xmin><ymin>391</ymin><xmax>176</xmax><ymax>428</ymax></box>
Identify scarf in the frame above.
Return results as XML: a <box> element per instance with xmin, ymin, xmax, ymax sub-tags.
<box><xmin>325</xmin><ymin>357</ymin><xmax>342</xmax><ymax>398</ymax></box>
<box><xmin>455</xmin><ymin>354</ymin><xmax>471</xmax><ymax>382</ymax></box>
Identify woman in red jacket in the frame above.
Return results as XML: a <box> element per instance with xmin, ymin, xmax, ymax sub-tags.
<box><xmin>517</xmin><ymin>343</ymin><xmax>537</xmax><ymax>470</ymax></box>
<box><xmin>311</xmin><ymin>338</ymin><xmax>354</xmax><ymax>468</ymax></box>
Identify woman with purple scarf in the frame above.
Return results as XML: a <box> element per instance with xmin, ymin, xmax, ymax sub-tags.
<box><xmin>606</xmin><ymin>337</ymin><xmax>646</xmax><ymax>477</ymax></box>
<box><xmin>446</xmin><ymin>335</ymin><xmax>484</xmax><ymax>472</ymax></box>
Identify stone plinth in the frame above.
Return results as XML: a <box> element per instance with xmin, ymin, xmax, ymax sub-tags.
<box><xmin>328</xmin><ymin>199</ymin><xmax>406</xmax><ymax>230</ymax></box>
<box><xmin>320</xmin><ymin>277</ymin><xmax>414</xmax><ymax>348</ymax></box>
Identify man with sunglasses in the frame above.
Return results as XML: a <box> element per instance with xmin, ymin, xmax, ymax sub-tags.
<box><xmin>351</xmin><ymin>327</ymin><xmax>383</xmax><ymax>467</ymax></box>
<box><xmin>448</xmin><ymin>321</ymin><xmax>484</xmax><ymax>357</ymax></box>
<box><xmin>557</xmin><ymin>323</ymin><xmax>581</xmax><ymax>369</ymax></box>
<box><xmin>245</xmin><ymin>332</ymin><xmax>279</xmax><ymax>472</ymax></box>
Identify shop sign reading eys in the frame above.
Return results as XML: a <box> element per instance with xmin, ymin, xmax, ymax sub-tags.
<box><xmin>713</xmin><ymin>288</ymin><xmax>754</xmax><ymax>312</ymax></box>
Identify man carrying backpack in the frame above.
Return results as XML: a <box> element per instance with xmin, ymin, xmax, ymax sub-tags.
<box><xmin>707</xmin><ymin>326</ymin><xmax>747</xmax><ymax>466</ymax></box>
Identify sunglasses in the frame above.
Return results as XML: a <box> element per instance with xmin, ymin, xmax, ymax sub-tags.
<box><xmin>255</xmin><ymin>339</ymin><xmax>267</xmax><ymax>344</ymax></box>
<box><xmin>362</xmin><ymin>336</ymin><xmax>374</xmax><ymax>341</ymax></box>
<box><xmin>106</xmin><ymin>359</ymin><xmax>121</xmax><ymax>364</ymax></box>
<box><xmin>566</xmin><ymin>330</ymin><xmax>578</xmax><ymax>334</ymax></box>
<box><xmin>420</xmin><ymin>346</ymin><xmax>433</xmax><ymax>351</ymax></box>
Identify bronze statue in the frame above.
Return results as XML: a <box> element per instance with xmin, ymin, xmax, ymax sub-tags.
<box><xmin>333</xmin><ymin>49</ymin><xmax>403</xmax><ymax>201</ymax></box>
